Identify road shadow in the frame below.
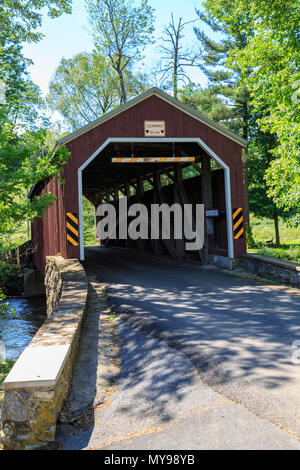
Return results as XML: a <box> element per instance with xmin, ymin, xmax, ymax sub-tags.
<box><xmin>84</xmin><ymin>246</ymin><xmax>300</xmax><ymax>392</ymax></box>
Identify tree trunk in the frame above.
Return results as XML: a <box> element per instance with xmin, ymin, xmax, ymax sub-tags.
<box><xmin>274</xmin><ymin>212</ymin><xmax>280</xmax><ymax>246</ymax></box>
<box><xmin>118</xmin><ymin>69</ymin><xmax>127</xmax><ymax>104</ymax></box>
<box><xmin>242</xmin><ymin>101</ymin><xmax>249</xmax><ymax>226</ymax></box>
<box><xmin>173</xmin><ymin>20</ymin><xmax>179</xmax><ymax>98</ymax></box>
<box><xmin>173</xmin><ymin>68</ymin><xmax>178</xmax><ymax>98</ymax></box>
<box><xmin>173</xmin><ymin>48</ymin><xmax>178</xmax><ymax>98</ymax></box>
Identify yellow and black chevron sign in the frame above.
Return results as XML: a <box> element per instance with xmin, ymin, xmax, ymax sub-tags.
<box><xmin>232</xmin><ymin>207</ymin><xmax>244</xmax><ymax>239</ymax></box>
<box><xmin>66</xmin><ymin>212</ymin><xmax>79</xmax><ymax>246</ymax></box>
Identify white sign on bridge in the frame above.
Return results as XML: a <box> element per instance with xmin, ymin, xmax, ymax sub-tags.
<box><xmin>144</xmin><ymin>121</ymin><xmax>165</xmax><ymax>137</ymax></box>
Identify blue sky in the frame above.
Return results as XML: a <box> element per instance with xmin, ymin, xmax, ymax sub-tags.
<box><xmin>22</xmin><ymin>0</ymin><xmax>209</xmax><ymax>97</ymax></box>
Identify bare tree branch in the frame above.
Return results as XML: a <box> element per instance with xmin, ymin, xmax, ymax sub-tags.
<box><xmin>156</xmin><ymin>13</ymin><xmax>203</xmax><ymax>97</ymax></box>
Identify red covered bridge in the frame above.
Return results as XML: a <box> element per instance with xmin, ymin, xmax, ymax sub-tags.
<box><xmin>30</xmin><ymin>88</ymin><xmax>247</xmax><ymax>273</ymax></box>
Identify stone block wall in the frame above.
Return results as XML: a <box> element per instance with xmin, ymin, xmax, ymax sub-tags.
<box><xmin>240</xmin><ymin>253</ymin><xmax>300</xmax><ymax>288</ymax></box>
<box><xmin>0</xmin><ymin>257</ymin><xmax>88</xmax><ymax>450</ymax></box>
<box><xmin>45</xmin><ymin>256</ymin><xmax>64</xmax><ymax>315</ymax></box>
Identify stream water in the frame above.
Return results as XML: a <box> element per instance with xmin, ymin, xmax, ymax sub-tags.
<box><xmin>0</xmin><ymin>297</ymin><xmax>46</xmax><ymax>361</ymax></box>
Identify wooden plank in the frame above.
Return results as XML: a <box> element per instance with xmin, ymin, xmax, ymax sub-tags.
<box><xmin>173</xmin><ymin>167</ymin><xmax>186</xmax><ymax>260</ymax></box>
<box><xmin>175</xmin><ymin>166</ymin><xmax>205</xmax><ymax>264</ymax></box>
<box><xmin>153</xmin><ymin>170</ymin><xmax>183</xmax><ymax>262</ymax></box>
<box><xmin>201</xmin><ymin>154</ymin><xmax>214</xmax><ymax>261</ymax></box>
<box><xmin>112</xmin><ymin>157</ymin><xmax>195</xmax><ymax>163</ymax></box>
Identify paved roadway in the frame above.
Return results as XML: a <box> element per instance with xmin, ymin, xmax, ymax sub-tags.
<box><xmin>59</xmin><ymin>246</ymin><xmax>300</xmax><ymax>449</ymax></box>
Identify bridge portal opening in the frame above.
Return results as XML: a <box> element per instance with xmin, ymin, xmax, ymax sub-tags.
<box><xmin>79</xmin><ymin>139</ymin><xmax>232</xmax><ymax>264</ymax></box>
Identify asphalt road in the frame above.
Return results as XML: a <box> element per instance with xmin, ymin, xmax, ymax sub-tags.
<box><xmin>59</xmin><ymin>246</ymin><xmax>300</xmax><ymax>450</ymax></box>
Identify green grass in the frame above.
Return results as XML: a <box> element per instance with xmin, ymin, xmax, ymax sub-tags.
<box><xmin>0</xmin><ymin>223</ymin><xmax>30</xmax><ymax>254</ymax></box>
<box><xmin>0</xmin><ymin>361</ymin><xmax>15</xmax><ymax>405</ymax></box>
<box><xmin>249</xmin><ymin>214</ymin><xmax>300</xmax><ymax>263</ymax></box>
<box><xmin>0</xmin><ymin>198</ymin><xmax>97</xmax><ymax>253</ymax></box>
<box><xmin>83</xmin><ymin>197</ymin><xmax>97</xmax><ymax>246</ymax></box>
<box><xmin>253</xmin><ymin>246</ymin><xmax>300</xmax><ymax>263</ymax></box>
<box><xmin>250</xmin><ymin>214</ymin><xmax>300</xmax><ymax>245</ymax></box>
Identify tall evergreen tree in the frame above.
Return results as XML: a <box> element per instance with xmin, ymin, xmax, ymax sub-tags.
<box><xmin>248</xmin><ymin>118</ymin><xmax>285</xmax><ymax>245</ymax></box>
<box><xmin>201</xmin><ymin>0</ymin><xmax>300</xmax><ymax>226</ymax></box>
<box><xmin>194</xmin><ymin>12</ymin><xmax>251</xmax><ymax>222</ymax></box>
<box><xmin>178</xmin><ymin>83</ymin><xmax>240</xmax><ymax>133</ymax></box>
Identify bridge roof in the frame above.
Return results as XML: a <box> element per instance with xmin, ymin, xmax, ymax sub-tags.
<box><xmin>56</xmin><ymin>87</ymin><xmax>246</xmax><ymax>148</ymax></box>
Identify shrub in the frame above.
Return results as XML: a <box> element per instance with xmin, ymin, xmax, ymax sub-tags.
<box><xmin>246</xmin><ymin>223</ymin><xmax>256</xmax><ymax>249</ymax></box>
<box><xmin>256</xmin><ymin>246</ymin><xmax>300</xmax><ymax>264</ymax></box>
<box><xmin>0</xmin><ymin>262</ymin><xmax>23</xmax><ymax>296</ymax></box>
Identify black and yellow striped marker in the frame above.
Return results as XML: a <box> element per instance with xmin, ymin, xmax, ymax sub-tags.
<box><xmin>232</xmin><ymin>207</ymin><xmax>244</xmax><ymax>239</ymax></box>
<box><xmin>66</xmin><ymin>212</ymin><xmax>79</xmax><ymax>246</ymax></box>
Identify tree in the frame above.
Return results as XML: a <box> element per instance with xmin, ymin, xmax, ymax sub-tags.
<box><xmin>47</xmin><ymin>52</ymin><xmax>148</xmax><ymax>130</ymax></box>
<box><xmin>248</xmin><ymin>119</ymin><xmax>285</xmax><ymax>245</ymax></box>
<box><xmin>47</xmin><ymin>52</ymin><xmax>120</xmax><ymax>130</ymax></box>
<box><xmin>202</xmin><ymin>0</ymin><xmax>300</xmax><ymax>225</ymax></box>
<box><xmin>86</xmin><ymin>0</ymin><xmax>154</xmax><ymax>104</ymax></box>
<box><xmin>157</xmin><ymin>14</ymin><xmax>202</xmax><ymax>98</ymax></box>
<box><xmin>0</xmin><ymin>1</ymin><xmax>73</xmax><ymax>249</ymax></box>
<box><xmin>194</xmin><ymin>12</ymin><xmax>250</xmax><ymax>141</ymax></box>
<box><xmin>194</xmin><ymin>9</ymin><xmax>252</xmax><ymax>223</ymax></box>
<box><xmin>178</xmin><ymin>83</ymin><xmax>242</xmax><ymax>134</ymax></box>
<box><xmin>0</xmin><ymin>129</ymin><xmax>70</xmax><ymax>241</ymax></box>
<box><xmin>0</xmin><ymin>0</ymin><xmax>72</xmax><ymax>43</ymax></box>
<box><xmin>0</xmin><ymin>44</ymin><xmax>68</xmax><ymax>243</ymax></box>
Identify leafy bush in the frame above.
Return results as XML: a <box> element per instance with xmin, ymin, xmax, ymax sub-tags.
<box><xmin>0</xmin><ymin>361</ymin><xmax>14</xmax><ymax>383</ymax></box>
<box><xmin>0</xmin><ymin>361</ymin><xmax>15</xmax><ymax>405</ymax></box>
<box><xmin>0</xmin><ymin>289</ymin><xmax>9</xmax><ymax>316</ymax></box>
<box><xmin>246</xmin><ymin>223</ymin><xmax>256</xmax><ymax>249</ymax></box>
<box><xmin>256</xmin><ymin>246</ymin><xmax>300</xmax><ymax>264</ymax></box>
<box><xmin>0</xmin><ymin>262</ymin><xmax>23</xmax><ymax>296</ymax></box>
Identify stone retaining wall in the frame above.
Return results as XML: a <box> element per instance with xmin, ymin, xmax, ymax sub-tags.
<box><xmin>240</xmin><ymin>253</ymin><xmax>300</xmax><ymax>288</ymax></box>
<box><xmin>45</xmin><ymin>256</ymin><xmax>64</xmax><ymax>315</ymax></box>
<box><xmin>0</xmin><ymin>257</ymin><xmax>88</xmax><ymax>450</ymax></box>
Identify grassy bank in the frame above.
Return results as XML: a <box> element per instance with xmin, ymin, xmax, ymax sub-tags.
<box><xmin>0</xmin><ymin>223</ymin><xmax>30</xmax><ymax>254</ymax></box>
<box><xmin>249</xmin><ymin>215</ymin><xmax>300</xmax><ymax>264</ymax></box>
<box><xmin>250</xmin><ymin>215</ymin><xmax>299</xmax><ymax>245</ymax></box>
<box><xmin>253</xmin><ymin>246</ymin><xmax>300</xmax><ymax>264</ymax></box>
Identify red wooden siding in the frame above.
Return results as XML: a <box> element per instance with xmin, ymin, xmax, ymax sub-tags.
<box><xmin>32</xmin><ymin>93</ymin><xmax>246</xmax><ymax>273</ymax></box>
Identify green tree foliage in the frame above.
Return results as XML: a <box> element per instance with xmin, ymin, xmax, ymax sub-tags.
<box><xmin>86</xmin><ymin>0</ymin><xmax>154</xmax><ymax>103</ymax></box>
<box><xmin>0</xmin><ymin>46</ymin><xmax>70</xmax><ymax>244</ymax></box>
<box><xmin>0</xmin><ymin>130</ymin><xmax>70</xmax><ymax>238</ymax></box>
<box><xmin>0</xmin><ymin>1</ymin><xmax>72</xmax><ymax>250</ymax></box>
<box><xmin>47</xmin><ymin>51</ymin><xmax>148</xmax><ymax>130</ymax></box>
<box><xmin>47</xmin><ymin>52</ymin><xmax>120</xmax><ymax>130</ymax></box>
<box><xmin>0</xmin><ymin>288</ymin><xmax>9</xmax><ymax>317</ymax></box>
<box><xmin>178</xmin><ymin>83</ymin><xmax>240</xmax><ymax>132</ymax></box>
<box><xmin>194</xmin><ymin>9</ymin><xmax>250</xmax><ymax>140</ymax></box>
<box><xmin>202</xmin><ymin>0</ymin><xmax>300</xmax><ymax>225</ymax></box>
<box><xmin>0</xmin><ymin>0</ymin><xmax>72</xmax><ymax>43</ymax></box>
<box><xmin>193</xmin><ymin>8</ymin><xmax>252</xmax><ymax>224</ymax></box>
<box><xmin>248</xmin><ymin>125</ymin><xmax>285</xmax><ymax>245</ymax></box>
